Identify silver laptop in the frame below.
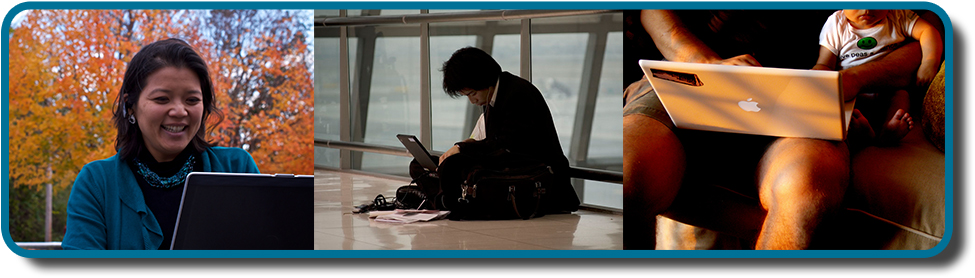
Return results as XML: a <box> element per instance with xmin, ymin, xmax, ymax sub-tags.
<box><xmin>640</xmin><ymin>59</ymin><xmax>855</xmax><ymax>141</ymax></box>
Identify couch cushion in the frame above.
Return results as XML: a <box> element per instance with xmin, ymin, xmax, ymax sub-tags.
<box><xmin>849</xmin><ymin>127</ymin><xmax>945</xmax><ymax>242</ymax></box>
<box><xmin>922</xmin><ymin>62</ymin><xmax>946</xmax><ymax>153</ymax></box>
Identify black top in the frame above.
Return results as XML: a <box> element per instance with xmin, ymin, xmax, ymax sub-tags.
<box><xmin>454</xmin><ymin>72</ymin><xmax>580</xmax><ymax>212</ymax></box>
<box><xmin>128</xmin><ymin>148</ymin><xmax>203</xmax><ymax>250</ymax></box>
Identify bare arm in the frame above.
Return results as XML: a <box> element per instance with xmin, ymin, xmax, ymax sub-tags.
<box><xmin>812</xmin><ymin>46</ymin><xmax>837</xmax><ymax>71</ymax></box>
<box><xmin>641</xmin><ymin>10</ymin><xmax>761</xmax><ymax>66</ymax></box>
<box><xmin>839</xmin><ymin>42</ymin><xmax>922</xmax><ymax>101</ymax></box>
<box><xmin>911</xmin><ymin>17</ymin><xmax>944</xmax><ymax>87</ymax></box>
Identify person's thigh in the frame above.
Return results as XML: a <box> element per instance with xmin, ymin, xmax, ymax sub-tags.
<box><xmin>624</xmin><ymin>79</ymin><xmax>686</xmax><ymax>211</ymax></box>
<box><xmin>623</xmin><ymin>78</ymin><xmax>774</xmax><ymax>198</ymax></box>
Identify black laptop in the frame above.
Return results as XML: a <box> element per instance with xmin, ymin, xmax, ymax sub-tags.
<box><xmin>397</xmin><ymin>134</ymin><xmax>439</xmax><ymax>172</ymax></box>
<box><xmin>169</xmin><ymin>172</ymin><xmax>314</xmax><ymax>250</ymax></box>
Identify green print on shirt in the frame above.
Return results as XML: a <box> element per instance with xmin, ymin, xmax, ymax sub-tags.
<box><xmin>857</xmin><ymin>37</ymin><xmax>878</xmax><ymax>50</ymax></box>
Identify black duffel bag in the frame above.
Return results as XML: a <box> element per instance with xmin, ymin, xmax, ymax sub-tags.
<box><xmin>439</xmin><ymin>160</ymin><xmax>554</xmax><ymax>220</ymax></box>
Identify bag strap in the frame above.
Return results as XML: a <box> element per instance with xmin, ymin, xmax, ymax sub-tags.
<box><xmin>507</xmin><ymin>181</ymin><xmax>546</xmax><ymax>220</ymax></box>
<box><xmin>506</xmin><ymin>185</ymin><xmax>523</xmax><ymax>219</ymax></box>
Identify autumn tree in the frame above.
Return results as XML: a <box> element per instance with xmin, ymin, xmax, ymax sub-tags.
<box><xmin>204</xmin><ymin>10</ymin><xmax>314</xmax><ymax>175</ymax></box>
<box><xmin>7</xmin><ymin>9</ymin><xmax>313</xmax><ymax>242</ymax></box>
<box><xmin>8</xmin><ymin>9</ymin><xmax>205</xmax><ymax>241</ymax></box>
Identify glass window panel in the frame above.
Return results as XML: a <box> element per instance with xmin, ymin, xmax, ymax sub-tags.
<box><xmin>588</xmin><ymin>31</ymin><xmax>624</xmax><ymax>161</ymax></box>
<box><xmin>582</xmin><ymin>32</ymin><xmax>624</xmax><ymax>210</ymax></box>
<box><xmin>354</xmin><ymin>33</ymin><xmax>421</xmax><ymax>175</ymax></box>
<box><xmin>491</xmin><ymin>34</ymin><xmax>520</xmax><ymax>77</ymax></box>
<box><xmin>584</xmin><ymin>181</ymin><xmax>623</xmax><ymax>209</ymax></box>
<box><xmin>314</xmin><ymin>37</ymin><xmax>341</xmax><ymax>142</ymax></box>
<box><xmin>531</xmin><ymin>13</ymin><xmax>623</xmax><ymax>210</ymax></box>
<box><xmin>314</xmin><ymin>36</ymin><xmax>341</xmax><ymax>168</ymax></box>
<box><xmin>361</xmin><ymin>36</ymin><xmax>421</xmax><ymax>145</ymax></box>
<box><xmin>313</xmin><ymin>16</ymin><xmax>357</xmax><ymax>168</ymax></box>
<box><xmin>530</xmin><ymin>33</ymin><xmax>588</xmax><ymax>155</ymax></box>
<box><xmin>429</xmin><ymin>34</ymin><xmax>478</xmax><ymax>152</ymax></box>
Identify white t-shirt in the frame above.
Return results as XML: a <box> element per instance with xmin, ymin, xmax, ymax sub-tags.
<box><xmin>469</xmin><ymin>78</ymin><xmax>501</xmax><ymax>141</ymax></box>
<box><xmin>819</xmin><ymin>10</ymin><xmax>919</xmax><ymax>70</ymax></box>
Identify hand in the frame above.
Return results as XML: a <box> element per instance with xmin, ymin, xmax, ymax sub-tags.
<box><xmin>711</xmin><ymin>54</ymin><xmax>762</xmax><ymax>67</ymax></box>
<box><xmin>916</xmin><ymin>62</ymin><xmax>939</xmax><ymax>88</ymax></box>
<box><xmin>439</xmin><ymin>144</ymin><xmax>461</xmax><ymax>166</ymax></box>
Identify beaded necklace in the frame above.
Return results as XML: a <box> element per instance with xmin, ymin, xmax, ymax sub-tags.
<box><xmin>133</xmin><ymin>154</ymin><xmax>196</xmax><ymax>189</ymax></box>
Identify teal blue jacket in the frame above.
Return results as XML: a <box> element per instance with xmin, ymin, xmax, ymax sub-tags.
<box><xmin>62</xmin><ymin>147</ymin><xmax>259</xmax><ymax>250</ymax></box>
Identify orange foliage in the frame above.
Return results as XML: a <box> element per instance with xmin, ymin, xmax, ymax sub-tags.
<box><xmin>203</xmin><ymin>10</ymin><xmax>314</xmax><ymax>175</ymax></box>
<box><xmin>8</xmin><ymin>10</ymin><xmax>314</xmax><ymax>192</ymax></box>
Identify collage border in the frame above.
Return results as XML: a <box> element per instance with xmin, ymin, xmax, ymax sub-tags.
<box><xmin>1</xmin><ymin>1</ymin><xmax>954</xmax><ymax>258</ymax></box>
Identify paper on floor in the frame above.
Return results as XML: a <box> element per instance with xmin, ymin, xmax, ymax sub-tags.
<box><xmin>369</xmin><ymin>209</ymin><xmax>451</xmax><ymax>224</ymax></box>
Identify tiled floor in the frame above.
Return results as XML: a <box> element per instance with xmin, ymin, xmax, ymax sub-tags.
<box><xmin>314</xmin><ymin>169</ymin><xmax>623</xmax><ymax>250</ymax></box>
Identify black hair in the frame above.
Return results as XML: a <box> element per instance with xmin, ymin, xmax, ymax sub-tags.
<box><xmin>112</xmin><ymin>38</ymin><xmax>221</xmax><ymax>161</ymax></box>
<box><xmin>440</xmin><ymin>47</ymin><xmax>502</xmax><ymax>98</ymax></box>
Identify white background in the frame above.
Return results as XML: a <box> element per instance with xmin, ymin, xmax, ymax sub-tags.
<box><xmin>1</xmin><ymin>0</ymin><xmax>972</xmax><ymax>277</ymax></box>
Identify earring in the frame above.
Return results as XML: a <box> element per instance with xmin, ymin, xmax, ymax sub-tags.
<box><xmin>128</xmin><ymin>114</ymin><xmax>136</xmax><ymax>124</ymax></box>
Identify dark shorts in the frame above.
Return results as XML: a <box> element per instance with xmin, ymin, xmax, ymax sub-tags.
<box><xmin>624</xmin><ymin>78</ymin><xmax>777</xmax><ymax>195</ymax></box>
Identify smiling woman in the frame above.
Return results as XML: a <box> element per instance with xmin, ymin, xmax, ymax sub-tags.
<box><xmin>132</xmin><ymin>67</ymin><xmax>205</xmax><ymax>163</ymax></box>
<box><xmin>61</xmin><ymin>39</ymin><xmax>260</xmax><ymax>250</ymax></box>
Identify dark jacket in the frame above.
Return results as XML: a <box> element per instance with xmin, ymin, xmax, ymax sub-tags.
<box><xmin>62</xmin><ymin>147</ymin><xmax>259</xmax><ymax>250</ymax></box>
<box><xmin>454</xmin><ymin>71</ymin><xmax>580</xmax><ymax>212</ymax></box>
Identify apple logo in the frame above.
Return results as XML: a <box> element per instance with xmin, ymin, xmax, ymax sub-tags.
<box><xmin>738</xmin><ymin>98</ymin><xmax>761</xmax><ymax>112</ymax></box>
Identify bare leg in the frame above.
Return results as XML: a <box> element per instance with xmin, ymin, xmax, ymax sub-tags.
<box><xmin>755</xmin><ymin>138</ymin><xmax>849</xmax><ymax>250</ymax></box>
<box><xmin>877</xmin><ymin>89</ymin><xmax>914</xmax><ymax>145</ymax></box>
<box><xmin>623</xmin><ymin>114</ymin><xmax>685</xmax><ymax>250</ymax></box>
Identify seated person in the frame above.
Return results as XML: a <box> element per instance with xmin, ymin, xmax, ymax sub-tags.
<box><xmin>409</xmin><ymin>47</ymin><xmax>580</xmax><ymax>214</ymax></box>
<box><xmin>62</xmin><ymin>39</ymin><xmax>260</xmax><ymax>250</ymax></box>
<box><xmin>814</xmin><ymin>9</ymin><xmax>943</xmax><ymax>148</ymax></box>
<box><xmin>624</xmin><ymin>10</ymin><xmax>923</xmax><ymax>250</ymax></box>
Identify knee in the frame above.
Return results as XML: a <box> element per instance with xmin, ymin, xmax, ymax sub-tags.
<box><xmin>761</xmin><ymin>138</ymin><xmax>850</xmax><ymax>211</ymax></box>
<box><xmin>768</xmin><ymin>138</ymin><xmax>849</xmax><ymax>171</ymax></box>
<box><xmin>763</xmin><ymin>177</ymin><xmax>845</xmax><ymax>213</ymax></box>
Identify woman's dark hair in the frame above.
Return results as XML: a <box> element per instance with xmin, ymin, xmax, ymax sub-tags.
<box><xmin>440</xmin><ymin>47</ymin><xmax>502</xmax><ymax>98</ymax></box>
<box><xmin>112</xmin><ymin>38</ymin><xmax>221</xmax><ymax>161</ymax></box>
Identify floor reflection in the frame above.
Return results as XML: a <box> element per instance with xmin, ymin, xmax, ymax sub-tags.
<box><xmin>313</xmin><ymin>169</ymin><xmax>622</xmax><ymax>250</ymax></box>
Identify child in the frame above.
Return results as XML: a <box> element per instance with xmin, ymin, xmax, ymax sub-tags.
<box><xmin>813</xmin><ymin>10</ymin><xmax>942</xmax><ymax>146</ymax></box>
